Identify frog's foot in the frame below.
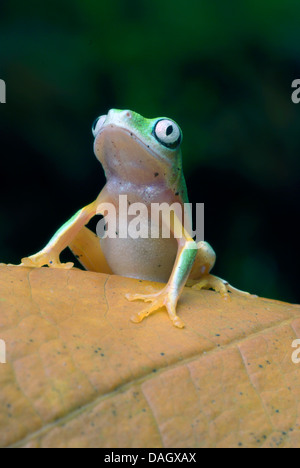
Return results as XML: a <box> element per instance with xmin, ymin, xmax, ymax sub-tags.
<box><xmin>187</xmin><ymin>274</ymin><xmax>251</xmax><ymax>299</ymax></box>
<box><xmin>126</xmin><ymin>288</ymin><xmax>184</xmax><ymax>329</ymax></box>
<box><xmin>222</xmin><ymin>280</ymin><xmax>252</xmax><ymax>297</ymax></box>
<box><xmin>187</xmin><ymin>274</ymin><xmax>231</xmax><ymax>300</ymax></box>
<box><xmin>21</xmin><ymin>251</ymin><xmax>74</xmax><ymax>270</ymax></box>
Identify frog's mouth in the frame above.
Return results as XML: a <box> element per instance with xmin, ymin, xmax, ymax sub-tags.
<box><xmin>94</xmin><ymin>124</ymin><xmax>176</xmax><ymax>183</ymax></box>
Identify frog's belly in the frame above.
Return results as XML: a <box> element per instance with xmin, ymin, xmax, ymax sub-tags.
<box><xmin>100</xmin><ymin>236</ymin><xmax>177</xmax><ymax>283</ymax></box>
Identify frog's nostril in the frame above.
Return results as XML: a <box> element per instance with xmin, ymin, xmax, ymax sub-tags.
<box><xmin>125</xmin><ymin>111</ymin><xmax>132</xmax><ymax>118</ymax></box>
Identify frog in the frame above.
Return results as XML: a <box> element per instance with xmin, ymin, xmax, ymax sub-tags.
<box><xmin>19</xmin><ymin>109</ymin><xmax>248</xmax><ymax>328</ymax></box>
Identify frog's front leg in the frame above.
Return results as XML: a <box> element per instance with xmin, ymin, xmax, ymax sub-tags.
<box><xmin>21</xmin><ymin>199</ymin><xmax>102</xmax><ymax>269</ymax></box>
<box><xmin>186</xmin><ymin>241</ymin><xmax>250</xmax><ymax>297</ymax></box>
<box><xmin>126</xmin><ymin>212</ymin><xmax>197</xmax><ymax>328</ymax></box>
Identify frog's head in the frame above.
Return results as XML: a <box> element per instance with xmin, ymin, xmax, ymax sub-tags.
<box><xmin>92</xmin><ymin>109</ymin><xmax>183</xmax><ymax>184</ymax></box>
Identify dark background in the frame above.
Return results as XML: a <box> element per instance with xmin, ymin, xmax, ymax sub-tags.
<box><xmin>0</xmin><ymin>0</ymin><xmax>299</xmax><ymax>303</ymax></box>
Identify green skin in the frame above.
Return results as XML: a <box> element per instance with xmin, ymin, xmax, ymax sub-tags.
<box><xmin>19</xmin><ymin>109</ymin><xmax>235</xmax><ymax>328</ymax></box>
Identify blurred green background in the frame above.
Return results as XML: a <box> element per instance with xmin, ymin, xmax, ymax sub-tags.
<box><xmin>0</xmin><ymin>0</ymin><xmax>299</xmax><ymax>302</ymax></box>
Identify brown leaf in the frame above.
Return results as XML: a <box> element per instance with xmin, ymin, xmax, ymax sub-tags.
<box><xmin>0</xmin><ymin>265</ymin><xmax>299</xmax><ymax>448</ymax></box>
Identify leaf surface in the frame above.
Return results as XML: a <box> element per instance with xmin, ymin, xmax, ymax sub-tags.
<box><xmin>0</xmin><ymin>265</ymin><xmax>299</xmax><ymax>448</ymax></box>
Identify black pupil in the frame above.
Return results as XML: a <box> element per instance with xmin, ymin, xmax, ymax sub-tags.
<box><xmin>93</xmin><ymin>117</ymin><xmax>100</xmax><ymax>130</ymax></box>
<box><xmin>166</xmin><ymin>125</ymin><xmax>173</xmax><ymax>136</ymax></box>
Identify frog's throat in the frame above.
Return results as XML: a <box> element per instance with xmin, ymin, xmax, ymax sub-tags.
<box><xmin>94</xmin><ymin>125</ymin><xmax>182</xmax><ymax>187</ymax></box>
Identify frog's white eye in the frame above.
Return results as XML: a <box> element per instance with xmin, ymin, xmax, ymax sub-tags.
<box><xmin>92</xmin><ymin>114</ymin><xmax>107</xmax><ymax>137</ymax></box>
<box><xmin>153</xmin><ymin>119</ymin><xmax>182</xmax><ymax>149</ymax></box>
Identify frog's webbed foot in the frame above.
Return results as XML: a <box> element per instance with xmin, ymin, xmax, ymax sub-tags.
<box><xmin>223</xmin><ymin>280</ymin><xmax>253</xmax><ymax>297</ymax></box>
<box><xmin>126</xmin><ymin>287</ymin><xmax>184</xmax><ymax>329</ymax></box>
<box><xmin>21</xmin><ymin>251</ymin><xmax>74</xmax><ymax>270</ymax></box>
<box><xmin>187</xmin><ymin>274</ymin><xmax>251</xmax><ymax>299</ymax></box>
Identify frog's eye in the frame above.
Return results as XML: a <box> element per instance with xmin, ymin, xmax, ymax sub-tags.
<box><xmin>92</xmin><ymin>114</ymin><xmax>107</xmax><ymax>137</ymax></box>
<box><xmin>153</xmin><ymin>119</ymin><xmax>182</xmax><ymax>149</ymax></box>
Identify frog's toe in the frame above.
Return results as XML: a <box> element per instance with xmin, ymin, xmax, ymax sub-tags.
<box><xmin>171</xmin><ymin>315</ymin><xmax>185</xmax><ymax>328</ymax></box>
<box><xmin>130</xmin><ymin>309</ymin><xmax>151</xmax><ymax>323</ymax></box>
<box><xmin>51</xmin><ymin>261</ymin><xmax>74</xmax><ymax>269</ymax></box>
<box><xmin>190</xmin><ymin>274</ymin><xmax>231</xmax><ymax>300</ymax></box>
<box><xmin>21</xmin><ymin>256</ymin><xmax>40</xmax><ymax>268</ymax></box>
<box><xmin>126</xmin><ymin>293</ymin><xmax>147</xmax><ymax>302</ymax></box>
<box><xmin>224</xmin><ymin>282</ymin><xmax>253</xmax><ymax>297</ymax></box>
<box><xmin>125</xmin><ymin>292</ymin><xmax>156</xmax><ymax>303</ymax></box>
<box><xmin>165</xmin><ymin>301</ymin><xmax>185</xmax><ymax>328</ymax></box>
